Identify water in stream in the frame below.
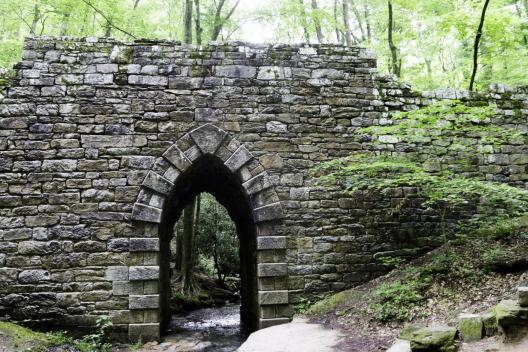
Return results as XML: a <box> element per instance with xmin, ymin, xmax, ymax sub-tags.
<box><xmin>162</xmin><ymin>303</ymin><xmax>244</xmax><ymax>352</ymax></box>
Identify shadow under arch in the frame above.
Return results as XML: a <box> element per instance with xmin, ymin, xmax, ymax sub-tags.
<box><xmin>158</xmin><ymin>153</ymin><xmax>258</xmax><ymax>333</ymax></box>
<box><xmin>129</xmin><ymin>124</ymin><xmax>291</xmax><ymax>341</ymax></box>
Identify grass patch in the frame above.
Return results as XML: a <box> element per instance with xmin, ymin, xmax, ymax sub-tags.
<box><xmin>307</xmin><ymin>291</ymin><xmax>354</xmax><ymax>316</ymax></box>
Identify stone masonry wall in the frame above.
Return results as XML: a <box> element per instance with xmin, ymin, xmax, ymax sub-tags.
<box><xmin>0</xmin><ymin>36</ymin><xmax>527</xmax><ymax>340</ymax></box>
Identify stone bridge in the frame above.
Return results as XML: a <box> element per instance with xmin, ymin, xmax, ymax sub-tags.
<box><xmin>1</xmin><ymin>37</ymin><xmax>527</xmax><ymax>341</ymax></box>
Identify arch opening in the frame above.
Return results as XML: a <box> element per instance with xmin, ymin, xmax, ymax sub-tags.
<box><xmin>158</xmin><ymin>154</ymin><xmax>259</xmax><ymax>335</ymax></box>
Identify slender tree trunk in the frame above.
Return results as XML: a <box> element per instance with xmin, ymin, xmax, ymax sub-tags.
<box><xmin>364</xmin><ymin>2</ymin><xmax>372</xmax><ymax>42</ymax></box>
<box><xmin>334</xmin><ymin>0</ymin><xmax>341</xmax><ymax>43</ymax></box>
<box><xmin>181</xmin><ymin>198</ymin><xmax>196</xmax><ymax>293</ymax></box>
<box><xmin>212</xmin><ymin>202</ymin><xmax>223</xmax><ymax>284</ymax></box>
<box><xmin>311</xmin><ymin>0</ymin><xmax>324</xmax><ymax>43</ymax></box>
<box><xmin>298</xmin><ymin>0</ymin><xmax>310</xmax><ymax>43</ymax></box>
<box><xmin>174</xmin><ymin>225</ymin><xmax>182</xmax><ymax>271</ymax></box>
<box><xmin>342</xmin><ymin>0</ymin><xmax>354</xmax><ymax>46</ymax></box>
<box><xmin>350</xmin><ymin>0</ymin><xmax>365</xmax><ymax>41</ymax></box>
<box><xmin>105</xmin><ymin>22</ymin><xmax>112</xmax><ymax>37</ymax></box>
<box><xmin>469</xmin><ymin>0</ymin><xmax>491</xmax><ymax>91</ymax></box>
<box><xmin>194</xmin><ymin>0</ymin><xmax>203</xmax><ymax>45</ymax></box>
<box><xmin>60</xmin><ymin>12</ymin><xmax>70</xmax><ymax>36</ymax></box>
<box><xmin>184</xmin><ymin>0</ymin><xmax>193</xmax><ymax>44</ymax></box>
<box><xmin>133</xmin><ymin>0</ymin><xmax>140</xmax><ymax>9</ymax></box>
<box><xmin>388</xmin><ymin>0</ymin><xmax>401</xmax><ymax>77</ymax></box>
<box><xmin>30</xmin><ymin>4</ymin><xmax>40</xmax><ymax>35</ymax></box>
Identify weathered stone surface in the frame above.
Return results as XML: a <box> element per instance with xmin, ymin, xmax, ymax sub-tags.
<box><xmin>131</xmin><ymin>204</ymin><xmax>162</xmax><ymax>223</ymax></box>
<box><xmin>401</xmin><ymin>325</ymin><xmax>457</xmax><ymax>352</ymax></box>
<box><xmin>3</xmin><ymin>36</ymin><xmax>528</xmax><ymax>341</ymax></box>
<box><xmin>459</xmin><ymin>313</ymin><xmax>483</xmax><ymax>342</ymax></box>
<box><xmin>254</xmin><ymin>203</ymin><xmax>284</xmax><ymax>222</ymax></box>
<box><xmin>129</xmin><ymin>238</ymin><xmax>160</xmax><ymax>252</ymax></box>
<box><xmin>258</xmin><ymin>263</ymin><xmax>287</xmax><ymax>277</ymax></box>
<box><xmin>129</xmin><ymin>266</ymin><xmax>160</xmax><ymax>281</ymax></box>
<box><xmin>129</xmin><ymin>295</ymin><xmax>159</xmax><ymax>309</ymax></box>
<box><xmin>189</xmin><ymin>124</ymin><xmax>227</xmax><ymax>154</ymax></box>
<box><xmin>142</xmin><ymin>171</ymin><xmax>173</xmax><ymax>195</ymax></box>
<box><xmin>163</xmin><ymin>145</ymin><xmax>192</xmax><ymax>171</ymax></box>
<box><xmin>257</xmin><ymin>236</ymin><xmax>287</xmax><ymax>250</ymax></box>
<box><xmin>225</xmin><ymin>145</ymin><xmax>253</xmax><ymax>172</ymax></box>
<box><xmin>18</xmin><ymin>269</ymin><xmax>51</xmax><ymax>283</ymax></box>
<box><xmin>259</xmin><ymin>291</ymin><xmax>289</xmax><ymax>305</ymax></box>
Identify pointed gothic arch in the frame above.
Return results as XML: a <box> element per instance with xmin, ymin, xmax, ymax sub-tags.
<box><xmin>122</xmin><ymin>124</ymin><xmax>291</xmax><ymax>341</ymax></box>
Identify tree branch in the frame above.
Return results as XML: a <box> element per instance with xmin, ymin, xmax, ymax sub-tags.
<box><xmin>80</xmin><ymin>0</ymin><xmax>137</xmax><ymax>39</ymax></box>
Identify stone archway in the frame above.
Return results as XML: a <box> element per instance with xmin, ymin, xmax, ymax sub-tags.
<box><xmin>126</xmin><ymin>124</ymin><xmax>291</xmax><ymax>341</ymax></box>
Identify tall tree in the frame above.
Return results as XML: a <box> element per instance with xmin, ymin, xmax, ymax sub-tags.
<box><xmin>469</xmin><ymin>0</ymin><xmax>492</xmax><ymax>91</ymax></box>
<box><xmin>342</xmin><ymin>0</ymin><xmax>355</xmax><ymax>46</ymax></box>
<box><xmin>334</xmin><ymin>0</ymin><xmax>342</xmax><ymax>43</ymax></box>
<box><xmin>387</xmin><ymin>0</ymin><xmax>401</xmax><ymax>77</ymax></box>
<box><xmin>211</xmin><ymin>0</ymin><xmax>241</xmax><ymax>41</ymax></box>
<box><xmin>298</xmin><ymin>0</ymin><xmax>310</xmax><ymax>42</ymax></box>
<box><xmin>180</xmin><ymin>198</ymin><xmax>196</xmax><ymax>293</ymax></box>
<box><xmin>184</xmin><ymin>0</ymin><xmax>193</xmax><ymax>44</ymax></box>
<box><xmin>311</xmin><ymin>0</ymin><xmax>324</xmax><ymax>43</ymax></box>
<box><xmin>194</xmin><ymin>0</ymin><xmax>202</xmax><ymax>45</ymax></box>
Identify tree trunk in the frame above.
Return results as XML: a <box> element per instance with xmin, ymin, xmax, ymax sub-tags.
<box><xmin>212</xmin><ymin>202</ymin><xmax>223</xmax><ymax>284</ymax></box>
<box><xmin>30</xmin><ymin>4</ymin><xmax>40</xmax><ymax>35</ymax></box>
<box><xmin>133</xmin><ymin>0</ymin><xmax>140</xmax><ymax>9</ymax></box>
<box><xmin>388</xmin><ymin>1</ymin><xmax>401</xmax><ymax>77</ymax></box>
<box><xmin>364</xmin><ymin>2</ymin><xmax>372</xmax><ymax>42</ymax></box>
<box><xmin>180</xmin><ymin>198</ymin><xmax>196</xmax><ymax>293</ymax></box>
<box><xmin>334</xmin><ymin>0</ymin><xmax>341</xmax><ymax>43</ymax></box>
<box><xmin>469</xmin><ymin>0</ymin><xmax>491</xmax><ymax>91</ymax></box>
<box><xmin>105</xmin><ymin>21</ymin><xmax>112</xmax><ymax>37</ymax></box>
<box><xmin>311</xmin><ymin>0</ymin><xmax>324</xmax><ymax>43</ymax></box>
<box><xmin>194</xmin><ymin>0</ymin><xmax>203</xmax><ymax>45</ymax></box>
<box><xmin>184</xmin><ymin>0</ymin><xmax>193</xmax><ymax>44</ymax></box>
<box><xmin>174</xmin><ymin>225</ymin><xmax>182</xmax><ymax>271</ymax></box>
<box><xmin>60</xmin><ymin>12</ymin><xmax>70</xmax><ymax>36</ymax></box>
<box><xmin>342</xmin><ymin>0</ymin><xmax>354</xmax><ymax>46</ymax></box>
<box><xmin>350</xmin><ymin>0</ymin><xmax>365</xmax><ymax>41</ymax></box>
<box><xmin>211</xmin><ymin>0</ymin><xmax>240</xmax><ymax>41</ymax></box>
<box><xmin>298</xmin><ymin>0</ymin><xmax>310</xmax><ymax>43</ymax></box>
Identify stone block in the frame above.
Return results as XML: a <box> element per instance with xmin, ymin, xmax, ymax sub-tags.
<box><xmin>129</xmin><ymin>266</ymin><xmax>159</xmax><ymax>281</ymax></box>
<box><xmin>257</xmin><ymin>236</ymin><xmax>287</xmax><ymax>250</ymax></box>
<box><xmin>129</xmin><ymin>238</ymin><xmax>160</xmax><ymax>252</ymax></box>
<box><xmin>18</xmin><ymin>269</ymin><xmax>50</xmax><ymax>283</ymax></box>
<box><xmin>106</xmin><ymin>266</ymin><xmax>129</xmax><ymax>281</ymax></box>
<box><xmin>225</xmin><ymin>146</ymin><xmax>253</xmax><ymax>172</ymax></box>
<box><xmin>129</xmin><ymin>295</ymin><xmax>159</xmax><ymax>309</ymax></box>
<box><xmin>142</xmin><ymin>171</ymin><xmax>173</xmax><ymax>195</ymax></box>
<box><xmin>254</xmin><ymin>202</ymin><xmax>284</xmax><ymax>223</ymax></box>
<box><xmin>258</xmin><ymin>290</ymin><xmax>289</xmax><ymax>305</ymax></box>
<box><xmin>258</xmin><ymin>263</ymin><xmax>287</xmax><ymax>277</ymax></box>
<box><xmin>162</xmin><ymin>145</ymin><xmax>192</xmax><ymax>172</ymax></box>
<box><xmin>131</xmin><ymin>204</ymin><xmax>162</xmax><ymax>223</ymax></box>
<box><xmin>195</xmin><ymin>108</ymin><xmax>223</xmax><ymax>122</ymax></box>
<box><xmin>459</xmin><ymin>313</ymin><xmax>483</xmax><ymax>342</ymax></box>
<box><xmin>189</xmin><ymin>124</ymin><xmax>227</xmax><ymax>154</ymax></box>
<box><xmin>215</xmin><ymin>65</ymin><xmax>256</xmax><ymax>78</ymax></box>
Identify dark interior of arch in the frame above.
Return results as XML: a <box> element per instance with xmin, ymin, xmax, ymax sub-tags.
<box><xmin>158</xmin><ymin>154</ymin><xmax>258</xmax><ymax>335</ymax></box>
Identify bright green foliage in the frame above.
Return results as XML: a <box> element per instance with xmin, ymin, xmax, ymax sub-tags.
<box><xmin>75</xmin><ymin>315</ymin><xmax>113</xmax><ymax>352</ymax></box>
<box><xmin>193</xmin><ymin>193</ymin><xmax>240</xmax><ymax>283</ymax></box>
<box><xmin>316</xmin><ymin>100</ymin><xmax>528</xmax><ymax>234</ymax></box>
<box><xmin>0</xmin><ymin>1</ymin><xmax>527</xmax><ymax>90</ymax></box>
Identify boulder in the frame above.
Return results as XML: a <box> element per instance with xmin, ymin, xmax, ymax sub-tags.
<box><xmin>401</xmin><ymin>325</ymin><xmax>458</xmax><ymax>352</ymax></box>
<box><xmin>458</xmin><ymin>313</ymin><xmax>483</xmax><ymax>342</ymax></box>
<box><xmin>495</xmin><ymin>299</ymin><xmax>528</xmax><ymax>341</ymax></box>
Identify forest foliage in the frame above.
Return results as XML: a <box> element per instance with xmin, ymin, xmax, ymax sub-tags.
<box><xmin>0</xmin><ymin>0</ymin><xmax>527</xmax><ymax>90</ymax></box>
